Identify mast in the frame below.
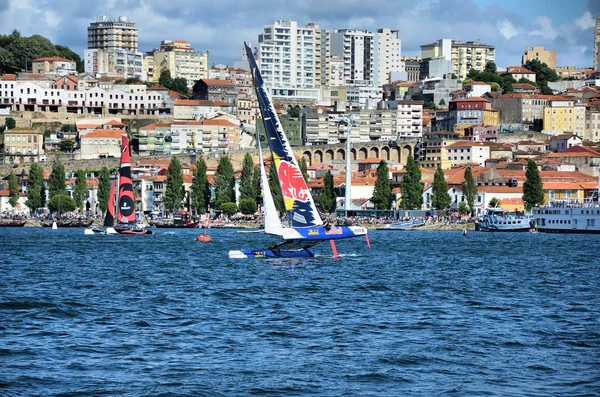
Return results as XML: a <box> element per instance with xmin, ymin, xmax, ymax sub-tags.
<box><xmin>344</xmin><ymin>105</ymin><xmax>352</xmax><ymax>214</ymax></box>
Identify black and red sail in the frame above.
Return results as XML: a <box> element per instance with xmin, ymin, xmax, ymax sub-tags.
<box><xmin>118</xmin><ymin>134</ymin><xmax>136</xmax><ymax>225</ymax></box>
<box><xmin>103</xmin><ymin>180</ymin><xmax>116</xmax><ymax>227</ymax></box>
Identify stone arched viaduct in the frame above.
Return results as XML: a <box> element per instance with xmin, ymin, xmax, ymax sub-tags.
<box><xmin>296</xmin><ymin>140</ymin><xmax>418</xmax><ymax>166</ymax></box>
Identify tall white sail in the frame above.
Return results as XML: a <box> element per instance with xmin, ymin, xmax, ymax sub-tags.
<box><xmin>258</xmin><ymin>134</ymin><xmax>283</xmax><ymax>236</ymax></box>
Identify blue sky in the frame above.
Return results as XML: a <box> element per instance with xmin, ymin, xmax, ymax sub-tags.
<box><xmin>0</xmin><ymin>0</ymin><xmax>596</xmax><ymax>69</ymax></box>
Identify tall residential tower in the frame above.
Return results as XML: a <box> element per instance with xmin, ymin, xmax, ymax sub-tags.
<box><xmin>85</xmin><ymin>16</ymin><xmax>144</xmax><ymax>79</ymax></box>
<box><xmin>594</xmin><ymin>15</ymin><xmax>600</xmax><ymax>71</ymax></box>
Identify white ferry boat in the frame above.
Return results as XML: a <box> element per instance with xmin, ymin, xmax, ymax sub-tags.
<box><xmin>532</xmin><ymin>199</ymin><xmax>600</xmax><ymax>233</ymax></box>
<box><xmin>478</xmin><ymin>207</ymin><xmax>535</xmax><ymax>232</ymax></box>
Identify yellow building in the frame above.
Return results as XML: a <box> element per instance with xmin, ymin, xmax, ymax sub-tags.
<box><xmin>522</xmin><ymin>46</ymin><xmax>556</xmax><ymax>69</ymax></box>
<box><xmin>543</xmin><ymin>100</ymin><xmax>586</xmax><ymax>135</ymax></box>
<box><xmin>147</xmin><ymin>40</ymin><xmax>209</xmax><ymax>87</ymax></box>
<box><xmin>3</xmin><ymin>128</ymin><xmax>45</xmax><ymax>163</ymax></box>
<box><xmin>483</xmin><ymin>109</ymin><xmax>499</xmax><ymax>128</ymax></box>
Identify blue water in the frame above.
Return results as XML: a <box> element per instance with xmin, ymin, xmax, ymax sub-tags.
<box><xmin>1</xmin><ymin>228</ymin><xmax>599</xmax><ymax>396</ymax></box>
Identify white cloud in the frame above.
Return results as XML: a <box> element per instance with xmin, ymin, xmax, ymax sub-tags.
<box><xmin>574</xmin><ymin>11</ymin><xmax>594</xmax><ymax>30</ymax></box>
<box><xmin>530</xmin><ymin>16</ymin><xmax>558</xmax><ymax>40</ymax></box>
<box><xmin>0</xmin><ymin>0</ymin><xmax>595</xmax><ymax>68</ymax></box>
<box><xmin>498</xmin><ymin>19</ymin><xmax>520</xmax><ymax>40</ymax></box>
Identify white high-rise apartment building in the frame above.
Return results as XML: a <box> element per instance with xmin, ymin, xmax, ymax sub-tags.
<box><xmin>87</xmin><ymin>16</ymin><xmax>138</xmax><ymax>52</ymax></box>
<box><xmin>595</xmin><ymin>15</ymin><xmax>600</xmax><ymax>71</ymax></box>
<box><xmin>373</xmin><ymin>29</ymin><xmax>404</xmax><ymax>88</ymax></box>
<box><xmin>331</xmin><ymin>29</ymin><xmax>375</xmax><ymax>86</ymax></box>
<box><xmin>257</xmin><ymin>20</ymin><xmax>321</xmax><ymax>101</ymax></box>
<box><xmin>257</xmin><ymin>20</ymin><xmax>316</xmax><ymax>89</ymax></box>
<box><xmin>85</xmin><ymin>16</ymin><xmax>143</xmax><ymax>79</ymax></box>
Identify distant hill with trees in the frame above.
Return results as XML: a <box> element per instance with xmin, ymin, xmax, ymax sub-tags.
<box><xmin>0</xmin><ymin>29</ymin><xmax>83</xmax><ymax>73</ymax></box>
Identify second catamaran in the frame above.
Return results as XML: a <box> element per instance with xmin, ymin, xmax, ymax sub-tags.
<box><xmin>228</xmin><ymin>43</ymin><xmax>369</xmax><ymax>259</ymax></box>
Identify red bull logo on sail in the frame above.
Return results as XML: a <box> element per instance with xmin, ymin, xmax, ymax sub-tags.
<box><xmin>277</xmin><ymin>160</ymin><xmax>309</xmax><ymax>203</ymax></box>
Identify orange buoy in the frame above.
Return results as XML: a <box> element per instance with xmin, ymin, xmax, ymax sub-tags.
<box><xmin>196</xmin><ymin>234</ymin><xmax>212</xmax><ymax>242</ymax></box>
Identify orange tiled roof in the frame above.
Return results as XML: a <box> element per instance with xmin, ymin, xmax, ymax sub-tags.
<box><xmin>199</xmin><ymin>79</ymin><xmax>235</xmax><ymax>86</ymax></box>
<box><xmin>513</xmin><ymin>83</ymin><xmax>537</xmax><ymax>90</ymax></box>
<box><xmin>202</xmin><ymin>119</ymin><xmax>237</xmax><ymax>127</ymax></box>
<box><xmin>1</xmin><ymin>74</ymin><xmax>17</xmax><ymax>81</ymax></box>
<box><xmin>549</xmin><ymin>133</ymin><xmax>578</xmax><ymax>141</ymax></box>
<box><xmin>450</xmin><ymin>97</ymin><xmax>490</xmax><ymax>103</ymax></box>
<box><xmin>103</xmin><ymin>120</ymin><xmax>126</xmax><ymax>126</ymax></box>
<box><xmin>506</xmin><ymin>66</ymin><xmax>535</xmax><ymax>74</ymax></box>
<box><xmin>174</xmin><ymin>99</ymin><xmax>229</xmax><ymax>106</ymax></box>
<box><xmin>360</xmin><ymin>158</ymin><xmax>383</xmax><ymax>164</ymax></box>
<box><xmin>139</xmin><ymin>122</ymin><xmax>171</xmax><ymax>130</ymax></box>
<box><xmin>81</xmin><ymin>129</ymin><xmax>126</xmax><ymax>139</ymax></box>
<box><xmin>447</xmin><ymin>141</ymin><xmax>491</xmax><ymax>148</ymax></box>
<box><xmin>172</xmin><ymin>120</ymin><xmax>204</xmax><ymax>126</ymax></box>
<box><xmin>33</xmin><ymin>56</ymin><xmax>74</xmax><ymax>62</ymax></box>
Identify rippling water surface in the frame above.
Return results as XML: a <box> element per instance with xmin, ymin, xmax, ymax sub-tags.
<box><xmin>1</xmin><ymin>228</ymin><xmax>599</xmax><ymax>396</ymax></box>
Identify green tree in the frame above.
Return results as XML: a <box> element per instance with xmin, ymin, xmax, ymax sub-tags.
<box><xmin>48</xmin><ymin>194</ymin><xmax>76</xmax><ymax>213</ymax></box>
<box><xmin>522</xmin><ymin>159</ymin><xmax>544</xmax><ymax>211</ymax></box>
<box><xmin>239</xmin><ymin>153</ymin><xmax>256</xmax><ymax>200</ymax></box>
<box><xmin>316</xmin><ymin>170</ymin><xmax>337</xmax><ymax>213</ymax></box>
<box><xmin>438</xmin><ymin>98</ymin><xmax>446</xmax><ymax>106</ymax></box>
<box><xmin>39</xmin><ymin>180</ymin><xmax>46</xmax><ymax>208</ymax></box>
<box><xmin>191</xmin><ymin>157</ymin><xmax>210</xmax><ymax>214</ymax></box>
<box><xmin>299</xmin><ymin>157</ymin><xmax>309</xmax><ymax>184</ymax></box>
<box><xmin>252</xmin><ymin>165</ymin><xmax>261</xmax><ymax>204</ymax></box>
<box><xmin>399</xmin><ymin>155</ymin><xmax>422</xmax><ymax>210</ymax></box>
<box><xmin>48</xmin><ymin>159</ymin><xmax>66</xmax><ymax>199</ymax></box>
<box><xmin>424</xmin><ymin>101</ymin><xmax>439</xmax><ymax>110</ymax></box>
<box><xmin>371</xmin><ymin>160</ymin><xmax>393</xmax><ymax>210</ymax></box>
<box><xmin>287</xmin><ymin>106</ymin><xmax>300</xmax><ymax>118</ymax></box>
<box><xmin>158</xmin><ymin>69</ymin><xmax>173</xmax><ymax>88</ymax></box>
<box><xmin>60</xmin><ymin>139</ymin><xmax>75</xmax><ymax>152</ymax></box>
<box><xmin>238</xmin><ymin>197</ymin><xmax>257</xmax><ymax>215</ymax></box>
<box><xmin>501</xmin><ymin>75</ymin><xmax>516</xmax><ymax>93</ymax></box>
<box><xmin>467</xmin><ymin>68</ymin><xmax>481</xmax><ymax>80</ymax></box>
<box><xmin>97</xmin><ymin>167</ymin><xmax>111</xmax><ymax>214</ymax></box>
<box><xmin>125</xmin><ymin>77</ymin><xmax>143</xmax><ymax>85</ymax></box>
<box><xmin>8</xmin><ymin>171</ymin><xmax>19</xmax><ymax>210</ymax></box>
<box><xmin>523</xmin><ymin>59</ymin><xmax>559</xmax><ymax>84</ymax></box>
<box><xmin>488</xmin><ymin>197</ymin><xmax>501</xmax><ymax>208</ymax></box>
<box><xmin>431</xmin><ymin>165</ymin><xmax>451</xmax><ymax>210</ymax></box>
<box><xmin>458</xmin><ymin>201</ymin><xmax>470</xmax><ymax>215</ymax></box>
<box><xmin>462</xmin><ymin>165</ymin><xmax>478</xmax><ymax>216</ymax></box>
<box><xmin>163</xmin><ymin>156</ymin><xmax>184</xmax><ymax>213</ymax></box>
<box><xmin>213</xmin><ymin>156</ymin><xmax>236</xmax><ymax>210</ymax></box>
<box><xmin>490</xmin><ymin>82</ymin><xmax>501</xmax><ymax>92</ymax></box>
<box><xmin>8</xmin><ymin>33</ymin><xmax>57</xmax><ymax>73</ymax></box>
<box><xmin>517</xmin><ymin>77</ymin><xmax>538</xmax><ymax>87</ymax></box>
<box><xmin>26</xmin><ymin>162</ymin><xmax>44</xmax><ymax>211</ymax></box>
<box><xmin>170</xmin><ymin>77</ymin><xmax>189</xmax><ymax>95</ymax></box>
<box><xmin>60</xmin><ymin>124</ymin><xmax>77</xmax><ymax>132</ymax></box>
<box><xmin>5</xmin><ymin>117</ymin><xmax>15</xmax><ymax>130</ymax></box>
<box><xmin>484</xmin><ymin>61</ymin><xmax>497</xmax><ymax>74</ymax></box>
<box><xmin>268</xmin><ymin>160</ymin><xmax>285</xmax><ymax>215</ymax></box>
<box><xmin>73</xmin><ymin>169</ymin><xmax>88</xmax><ymax>211</ymax></box>
<box><xmin>221</xmin><ymin>202</ymin><xmax>238</xmax><ymax>216</ymax></box>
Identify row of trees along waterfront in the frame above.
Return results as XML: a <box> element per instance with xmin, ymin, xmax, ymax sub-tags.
<box><xmin>9</xmin><ymin>152</ymin><xmax>545</xmax><ymax>217</ymax></box>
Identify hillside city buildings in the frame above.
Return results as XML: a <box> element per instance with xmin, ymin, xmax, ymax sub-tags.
<box><xmin>3</xmin><ymin>15</ymin><xmax>600</xmax><ymax>217</ymax></box>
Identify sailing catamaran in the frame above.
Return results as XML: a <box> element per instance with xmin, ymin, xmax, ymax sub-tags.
<box><xmin>113</xmin><ymin>134</ymin><xmax>152</xmax><ymax>235</ymax></box>
<box><xmin>228</xmin><ymin>43</ymin><xmax>369</xmax><ymax>259</ymax></box>
<box><xmin>84</xmin><ymin>179</ymin><xmax>118</xmax><ymax>235</ymax></box>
